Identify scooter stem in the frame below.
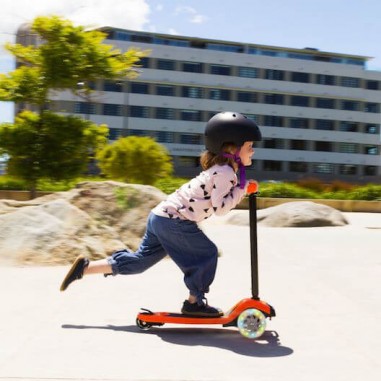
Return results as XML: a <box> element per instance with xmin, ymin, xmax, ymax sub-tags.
<box><xmin>249</xmin><ymin>193</ymin><xmax>259</xmax><ymax>300</ymax></box>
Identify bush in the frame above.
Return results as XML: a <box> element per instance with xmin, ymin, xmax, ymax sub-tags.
<box><xmin>259</xmin><ymin>182</ymin><xmax>319</xmax><ymax>199</ymax></box>
<box><xmin>347</xmin><ymin>185</ymin><xmax>381</xmax><ymax>201</ymax></box>
<box><xmin>154</xmin><ymin>177</ymin><xmax>188</xmax><ymax>194</ymax></box>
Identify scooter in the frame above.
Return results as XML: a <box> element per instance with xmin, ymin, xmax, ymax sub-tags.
<box><xmin>136</xmin><ymin>183</ymin><xmax>276</xmax><ymax>339</ymax></box>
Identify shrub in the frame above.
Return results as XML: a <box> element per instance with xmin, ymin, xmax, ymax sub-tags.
<box><xmin>259</xmin><ymin>182</ymin><xmax>319</xmax><ymax>199</ymax></box>
<box><xmin>154</xmin><ymin>177</ymin><xmax>188</xmax><ymax>194</ymax></box>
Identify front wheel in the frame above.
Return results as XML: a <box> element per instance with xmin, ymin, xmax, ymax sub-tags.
<box><xmin>136</xmin><ymin>318</ymin><xmax>152</xmax><ymax>330</ymax></box>
<box><xmin>237</xmin><ymin>308</ymin><xmax>266</xmax><ymax>339</ymax></box>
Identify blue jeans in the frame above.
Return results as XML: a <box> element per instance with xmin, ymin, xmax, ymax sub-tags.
<box><xmin>107</xmin><ymin>212</ymin><xmax>218</xmax><ymax>303</ymax></box>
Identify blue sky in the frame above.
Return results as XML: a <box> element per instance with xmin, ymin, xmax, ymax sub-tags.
<box><xmin>1</xmin><ymin>0</ymin><xmax>380</xmax><ymax>124</ymax></box>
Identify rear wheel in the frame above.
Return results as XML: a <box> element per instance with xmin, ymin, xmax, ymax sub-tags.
<box><xmin>136</xmin><ymin>318</ymin><xmax>152</xmax><ymax>330</ymax></box>
<box><xmin>237</xmin><ymin>308</ymin><xmax>266</xmax><ymax>339</ymax></box>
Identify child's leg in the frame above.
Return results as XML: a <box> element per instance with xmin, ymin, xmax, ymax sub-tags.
<box><xmin>84</xmin><ymin>258</ymin><xmax>111</xmax><ymax>275</ymax></box>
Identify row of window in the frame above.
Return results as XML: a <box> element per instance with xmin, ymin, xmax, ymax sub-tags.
<box><xmin>127</xmin><ymin>58</ymin><xmax>378</xmax><ymax>89</ymax></box>
<box><xmin>123</xmin><ymin>81</ymin><xmax>379</xmax><ymax>113</ymax></box>
<box><xmin>104</xmin><ymin>29</ymin><xmax>365</xmax><ymax>67</ymax></box>
<box><xmin>73</xmin><ymin>103</ymin><xmax>380</xmax><ymax>135</ymax></box>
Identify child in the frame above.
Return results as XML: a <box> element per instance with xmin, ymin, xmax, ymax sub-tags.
<box><xmin>60</xmin><ymin>111</ymin><xmax>262</xmax><ymax>317</ymax></box>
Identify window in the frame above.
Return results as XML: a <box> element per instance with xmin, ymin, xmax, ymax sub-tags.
<box><xmin>340</xmin><ymin>77</ymin><xmax>360</xmax><ymax>87</ymax></box>
<box><xmin>339</xmin><ymin>165</ymin><xmax>357</xmax><ymax>175</ymax></box>
<box><xmin>210</xmin><ymin>64</ymin><xmax>231</xmax><ymax>76</ymax></box>
<box><xmin>338</xmin><ymin>143</ymin><xmax>358</xmax><ymax>153</ymax></box>
<box><xmin>156</xmin><ymin>108</ymin><xmax>175</xmax><ymax>120</ymax></box>
<box><xmin>264</xmin><ymin>116</ymin><xmax>284</xmax><ymax>127</ymax></box>
<box><xmin>365</xmin><ymin>103</ymin><xmax>379</xmax><ymax>113</ymax></box>
<box><xmin>154</xmin><ymin>131</ymin><xmax>174</xmax><ymax>143</ymax></box>
<box><xmin>289</xmin><ymin>162</ymin><xmax>308</xmax><ymax>172</ymax></box>
<box><xmin>316</xmin><ymin>98</ymin><xmax>335</xmax><ymax>109</ymax></box>
<box><xmin>290</xmin><ymin>140</ymin><xmax>307</xmax><ymax>150</ymax></box>
<box><xmin>313</xmin><ymin>163</ymin><xmax>334</xmax><ymax>174</ymax></box>
<box><xmin>182</xmin><ymin>86</ymin><xmax>204</xmax><ymax>98</ymax></box>
<box><xmin>339</xmin><ymin>122</ymin><xmax>358</xmax><ymax>132</ymax></box>
<box><xmin>265</xmin><ymin>69</ymin><xmax>284</xmax><ymax>80</ymax></box>
<box><xmin>315</xmin><ymin>119</ymin><xmax>334</xmax><ymax>130</ymax></box>
<box><xmin>263</xmin><ymin>160</ymin><xmax>282</xmax><ymax>171</ymax></box>
<box><xmin>263</xmin><ymin>138</ymin><xmax>284</xmax><ymax>149</ymax></box>
<box><xmin>316</xmin><ymin>74</ymin><xmax>335</xmax><ymax>85</ymax></box>
<box><xmin>128</xmin><ymin>129</ymin><xmax>146</xmax><ymax>136</ymax></box>
<box><xmin>291</xmin><ymin>72</ymin><xmax>310</xmax><ymax>83</ymax></box>
<box><xmin>178</xmin><ymin>156</ymin><xmax>199</xmax><ymax>167</ymax></box>
<box><xmin>130</xmin><ymin>106</ymin><xmax>149</xmax><ymax>118</ymax></box>
<box><xmin>209</xmin><ymin>89</ymin><xmax>231</xmax><ymax>101</ymax></box>
<box><xmin>364</xmin><ymin>166</ymin><xmax>377</xmax><ymax>176</ymax></box>
<box><xmin>108</xmin><ymin>128</ymin><xmax>124</xmax><ymax>141</ymax></box>
<box><xmin>180</xmin><ymin>110</ymin><xmax>202</xmax><ymax>121</ymax></box>
<box><xmin>315</xmin><ymin>141</ymin><xmax>333</xmax><ymax>152</ymax></box>
<box><xmin>237</xmin><ymin>91</ymin><xmax>257</xmax><ymax>103</ymax></box>
<box><xmin>264</xmin><ymin>94</ymin><xmax>284</xmax><ymax>105</ymax></box>
<box><xmin>157</xmin><ymin>59</ymin><xmax>175</xmax><ymax>70</ymax></box>
<box><xmin>103</xmin><ymin>104</ymin><xmax>122</xmax><ymax>116</ymax></box>
<box><xmin>365</xmin><ymin>124</ymin><xmax>379</xmax><ymax>134</ymax></box>
<box><xmin>156</xmin><ymin>85</ymin><xmax>175</xmax><ymax>96</ymax></box>
<box><xmin>140</xmin><ymin>57</ymin><xmax>150</xmax><ymax>68</ymax></box>
<box><xmin>291</xmin><ymin>96</ymin><xmax>310</xmax><ymax>107</ymax></box>
<box><xmin>182</xmin><ymin>62</ymin><xmax>203</xmax><ymax>73</ymax></box>
<box><xmin>131</xmin><ymin>82</ymin><xmax>149</xmax><ymax>94</ymax></box>
<box><xmin>180</xmin><ymin>134</ymin><xmax>201</xmax><ymax>144</ymax></box>
<box><xmin>238</xmin><ymin>67</ymin><xmax>258</xmax><ymax>78</ymax></box>
<box><xmin>74</xmin><ymin>102</ymin><xmax>96</xmax><ymax>114</ymax></box>
<box><xmin>289</xmin><ymin>118</ymin><xmax>309</xmax><ymax>129</ymax></box>
<box><xmin>341</xmin><ymin>100</ymin><xmax>359</xmax><ymax>111</ymax></box>
<box><xmin>364</xmin><ymin>146</ymin><xmax>378</xmax><ymax>155</ymax></box>
<box><xmin>366</xmin><ymin>80</ymin><xmax>379</xmax><ymax>90</ymax></box>
<box><xmin>103</xmin><ymin>81</ymin><xmax>122</xmax><ymax>92</ymax></box>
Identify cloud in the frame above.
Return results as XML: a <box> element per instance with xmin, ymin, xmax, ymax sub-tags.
<box><xmin>175</xmin><ymin>5</ymin><xmax>207</xmax><ymax>24</ymax></box>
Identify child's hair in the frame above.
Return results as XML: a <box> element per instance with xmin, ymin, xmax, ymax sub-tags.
<box><xmin>200</xmin><ymin>142</ymin><xmax>238</xmax><ymax>170</ymax></box>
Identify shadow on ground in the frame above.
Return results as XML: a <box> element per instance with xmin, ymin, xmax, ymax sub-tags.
<box><xmin>62</xmin><ymin>323</ymin><xmax>293</xmax><ymax>358</ymax></box>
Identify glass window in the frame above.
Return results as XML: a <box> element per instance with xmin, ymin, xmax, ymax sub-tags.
<box><xmin>209</xmin><ymin>89</ymin><xmax>231</xmax><ymax>101</ymax></box>
<box><xmin>364</xmin><ymin>146</ymin><xmax>379</xmax><ymax>155</ymax></box>
<box><xmin>128</xmin><ymin>129</ymin><xmax>146</xmax><ymax>136</ymax></box>
<box><xmin>339</xmin><ymin>122</ymin><xmax>358</xmax><ymax>132</ymax></box>
<box><xmin>182</xmin><ymin>86</ymin><xmax>204</xmax><ymax>98</ymax></box>
<box><xmin>108</xmin><ymin>128</ymin><xmax>124</xmax><ymax>141</ymax></box>
<box><xmin>365</xmin><ymin>124</ymin><xmax>379</xmax><ymax>134</ymax></box>
<box><xmin>315</xmin><ymin>119</ymin><xmax>334</xmax><ymax>130</ymax></box>
<box><xmin>210</xmin><ymin>64</ymin><xmax>231</xmax><ymax>76</ymax></box>
<box><xmin>289</xmin><ymin>118</ymin><xmax>309</xmax><ymax>129</ymax></box>
<box><xmin>264</xmin><ymin>94</ymin><xmax>284</xmax><ymax>105</ymax></box>
<box><xmin>140</xmin><ymin>57</ymin><xmax>150</xmax><ymax>68</ymax></box>
<box><xmin>340</xmin><ymin>77</ymin><xmax>360</xmax><ymax>87</ymax></box>
<box><xmin>289</xmin><ymin>162</ymin><xmax>308</xmax><ymax>172</ymax></box>
<box><xmin>237</xmin><ymin>91</ymin><xmax>257</xmax><ymax>103</ymax></box>
<box><xmin>263</xmin><ymin>138</ymin><xmax>284</xmax><ymax>149</ymax></box>
<box><xmin>156</xmin><ymin>108</ymin><xmax>175</xmax><ymax>120</ymax></box>
<box><xmin>131</xmin><ymin>82</ymin><xmax>149</xmax><ymax>94</ymax></box>
<box><xmin>238</xmin><ymin>67</ymin><xmax>258</xmax><ymax>78</ymax></box>
<box><xmin>364</xmin><ymin>166</ymin><xmax>377</xmax><ymax>176</ymax></box>
<box><xmin>182</xmin><ymin>62</ymin><xmax>203</xmax><ymax>73</ymax></box>
<box><xmin>316</xmin><ymin>98</ymin><xmax>335</xmax><ymax>109</ymax></box>
<box><xmin>156</xmin><ymin>85</ymin><xmax>175</xmax><ymax>96</ymax></box>
<box><xmin>180</xmin><ymin>134</ymin><xmax>201</xmax><ymax>144</ymax></box>
<box><xmin>291</xmin><ymin>72</ymin><xmax>310</xmax><ymax>83</ymax></box>
<box><xmin>178</xmin><ymin>156</ymin><xmax>199</xmax><ymax>167</ymax></box>
<box><xmin>290</xmin><ymin>140</ymin><xmax>307</xmax><ymax>150</ymax></box>
<box><xmin>157</xmin><ymin>59</ymin><xmax>175</xmax><ymax>70</ymax></box>
<box><xmin>180</xmin><ymin>110</ymin><xmax>202</xmax><ymax>121</ymax></box>
<box><xmin>313</xmin><ymin>163</ymin><xmax>334</xmax><ymax>174</ymax></box>
<box><xmin>154</xmin><ymin>131</ymin><xmax>174</xmax><ymax>143</ymax></box>
<box><xmin>265</xmin><ymin>69</ymin><xmax>284</xmax><ymax>80</ymax></box>
<box><xmin>366</xmin><ymin>80</ymin><xmax>379</xmax><ymax>90</ymax></box>
<box><xmin>315</xmin><ymin>141</ymin><xmax>333</xmax><ymax>152</ymax></box>
<box><xmin>263</xmin><ymin>160</ymin><xmax>282</xmax><ymax>171</ymax></box>
<box><xmin>264</xmin><ymin>116</ymin><xmax>284</xmax><ymax>127</ymax></box>
<box><xmin>130</xmin><ymin>106</ymin><xmax>149</xmax><ymax>118</ymax></box>
<box><xmin>74</xmin><ymin>102</ymin><xmax>96</xmax><ymax>114</ymax></box>
<box><xmin>291</xmin><ymin>96</ymin><xmax>310</xmax><ymax>107</ymax></box>
<box><xmin>339</xmin><ymin>165</ymin><xmax>357</xmax><ymax>175</ymax></box>
<box><xmin>365</xmin><ymin>103</ymin><xmax>379</xmax><ymax>113</ymax></box>
<box><xmin>341</xmin><ymin>100</ymin><xmax>359</xmax><ymax>111</ymax></box>
<box><xmin>316</xmin><ymin>74</ymin><xmax>336</xmax><ymax>85</ymax></box>
<box><xmin>338</xmin><ymin>143</ymin><xmax>358</xmax><ymax>153</ymax></box>
<box><xmin>103</xmin><ymin>104</ymin><xmax>122</xmax><ymax>116</ymax></box>
<box><xmin>103</xmin><ymin>81</ymin><xmax>123</xmax><ymax>92</ymax></box>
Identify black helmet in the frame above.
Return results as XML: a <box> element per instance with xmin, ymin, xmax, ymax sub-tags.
<box><xmin>205</xmin><ymin>112</ymin><xmax>262</xmax><ymax>154</ymax></box>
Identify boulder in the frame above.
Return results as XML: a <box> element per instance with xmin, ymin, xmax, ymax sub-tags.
<box><xmin>226</xmin><ymin>201</ymin><xmax>348</xmax><ymax>227</ymax></box>
<box><xmin>0</xmin><ymin>181</ymin><xmax>167</xmax><ymax>265</ymax></box>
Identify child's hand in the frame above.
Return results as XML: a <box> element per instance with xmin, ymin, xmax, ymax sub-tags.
<box><xmin>246</xmin><ymin>180</ymin><xmax>259</xmax><ymax>195</ymax></box>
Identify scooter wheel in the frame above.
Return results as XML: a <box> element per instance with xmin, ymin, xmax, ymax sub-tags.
<box><xmin>237</xmin><ymin>308</ymin><xmax>266</xmax><ymax>339</ymax></box>
<box><xmin>136</xmin><ymin>318</ymin><xmax>152</xmax><ymax>330</ymax></box>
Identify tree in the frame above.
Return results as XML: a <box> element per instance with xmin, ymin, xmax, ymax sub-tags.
<box><xmin>96</xmin><ymin>136</ymin><xmax>173</xmax><ymax>185</ymax></box>
<box><xmin>0</xmin><ymin>15</ymin><xmax>147</xmax><ymax>197</ymax></box>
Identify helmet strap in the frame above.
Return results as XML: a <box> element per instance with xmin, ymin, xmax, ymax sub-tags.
<box><xmin>222</xmin><ymin>150</ymin><xmax>246</xmax><ymax>189</ymax></box>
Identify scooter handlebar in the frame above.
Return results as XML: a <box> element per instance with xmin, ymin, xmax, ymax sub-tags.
<box><xmin>247</xmin><ymin>181</ymin><xmax>259</xmax><ymax>195</ymax></box>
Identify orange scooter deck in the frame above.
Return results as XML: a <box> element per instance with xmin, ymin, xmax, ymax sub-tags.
<box><xmin>136</xmin><ymin>298</ymin><xmax>274</xmax><ymax>327</ymax></box>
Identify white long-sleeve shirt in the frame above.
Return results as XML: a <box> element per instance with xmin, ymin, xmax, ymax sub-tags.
<box><xmin>152</xmin><ymin>164</ymin><xmax>247</xmax><ymax>222</ymax></box>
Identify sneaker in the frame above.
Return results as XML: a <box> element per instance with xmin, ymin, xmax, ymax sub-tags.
<box><xmin>60</xmin><ymin>255</ymin><xmax>89</xmax><ymax>291</ymax></box>
<box><xmin>181</xmin><ymin>299</ymin><xmax>223</xmax><ymax>317</ymax></box>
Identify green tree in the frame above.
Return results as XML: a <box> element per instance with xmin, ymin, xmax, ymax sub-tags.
<box><xmin>96</xmin><ymin>136</ymin><xmax>173</xmax><ymax>185</ymax></box>
<box><xmin>0</xmin><ymin>15</ymin><xmax>147</xmax><ymax>197</ymax></box>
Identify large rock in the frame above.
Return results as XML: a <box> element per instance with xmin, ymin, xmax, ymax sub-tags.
<box><xmin>226</xmin><ymin>201</ymin><xmax>349</xmax><ymax>227</ymax></box>
<box><xmin>0</xmin><ymin>181</ymin><xmax>167</xmax><ymax>265</ymax></box>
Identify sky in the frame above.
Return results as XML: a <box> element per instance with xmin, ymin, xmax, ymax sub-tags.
<box><xmin>0</xmin><ymin>0</ymin><xmax>380</xmax><ymax>123</ymax></box>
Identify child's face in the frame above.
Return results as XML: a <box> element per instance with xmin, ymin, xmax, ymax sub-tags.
<box><xmin>239</xmin><ymin>141</ymin><xmax>255</xmax><ymax>166</ymax></box>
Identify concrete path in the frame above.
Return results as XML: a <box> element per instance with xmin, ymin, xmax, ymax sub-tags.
<box><xmin>0</xmin><ymin>212</ymin><xmax>380</xmax><ymax>380</ymax></box>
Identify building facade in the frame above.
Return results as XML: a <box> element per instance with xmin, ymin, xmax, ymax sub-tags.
<box><xmin>19</xmin><ymin>25</ymin><xmax>381</xmax><ymax>183</ymax></box>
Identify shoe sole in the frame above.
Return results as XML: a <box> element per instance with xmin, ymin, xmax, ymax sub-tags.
<box><xmin>60</xmin><ymin>255</ymin><xmax>86</xmax><ymax>291</ymax></box>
